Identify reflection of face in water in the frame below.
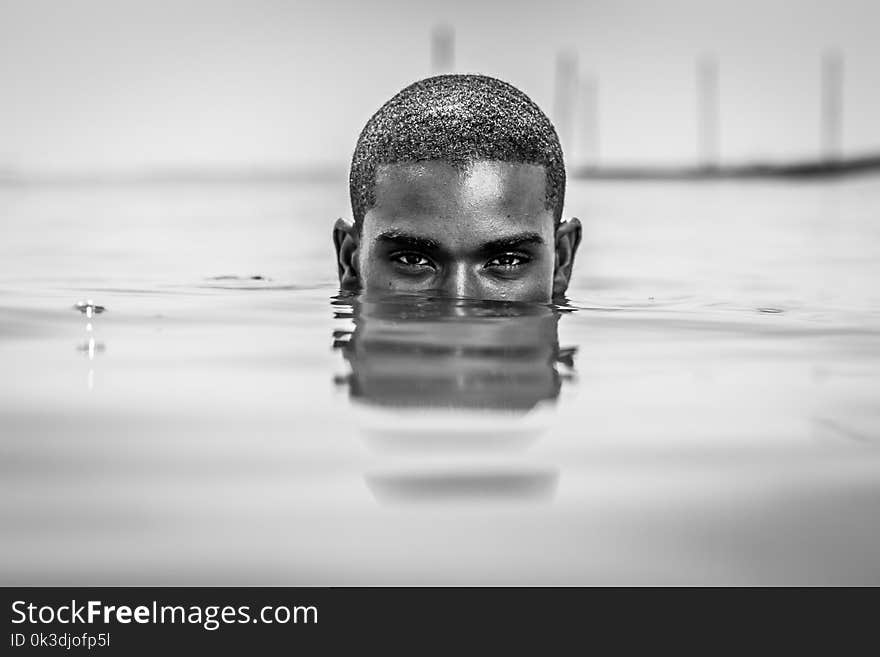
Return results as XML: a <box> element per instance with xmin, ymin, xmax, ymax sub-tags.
<box><xmin>333</xmin><ymin>294</ymin><xmax>576</xmax><ymax>412</ymax></box>
<box><xmin>332</xmin><ymin>294</ymin><xmax>577</xmax><ymax>504</ymax></box>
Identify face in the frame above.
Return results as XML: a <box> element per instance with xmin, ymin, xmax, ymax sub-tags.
<box><xmin>335</xmin><ymin>160</ymin><xmax>581</xmax><ymax>303</ymax></box>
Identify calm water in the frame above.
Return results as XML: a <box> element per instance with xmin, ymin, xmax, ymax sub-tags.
<box><xmin>1</xmin><ymin>176</ymin><xmax>879</xmax><ymax>585</ymax></box>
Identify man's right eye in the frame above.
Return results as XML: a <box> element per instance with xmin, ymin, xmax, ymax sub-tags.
<box><xmin>391</xmin><ymin>252</ymin><xmax>434</xmax><ymax>269</ymax></box>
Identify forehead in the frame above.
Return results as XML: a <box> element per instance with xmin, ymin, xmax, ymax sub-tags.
<box><xmin>364</xmin><ymin>160</ymin><xmax>553</xmax><ymax>242</ymax></box>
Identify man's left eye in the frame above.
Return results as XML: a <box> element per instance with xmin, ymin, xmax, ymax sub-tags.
<box><xmin>486</xmin><ymin>253</ymin><xmax>529</xmax><ymax>268</ymax></box>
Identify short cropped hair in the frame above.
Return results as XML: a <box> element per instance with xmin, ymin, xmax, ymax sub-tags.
<box><xmin>349</xmin><ymin>74</ymin><xmax>565</xmax><ymax>228</ymax></box>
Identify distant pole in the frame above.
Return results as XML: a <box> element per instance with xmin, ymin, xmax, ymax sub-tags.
<box><xmin>431</xmin><ymin>25</ymin><xmax>455</xmax><ymax>73</ymax></box>
<box><xmin>696</xmin><ymin>54</ymin><xmax>720</xmax><ymax>169</ymax></box>
<box><xmin>821</xmin><ymin>49</ymin><xmax>844</xmax><ymax>162</ymax></box>
<box><xmin>554</xmin><ymin>49</ymin><xmax>579</xmax><ymax>153</ymax></box>
<box><xmin>579</xmin><ymin>74</ymin><xmax>600</xmax><ymax>167</ymax></box>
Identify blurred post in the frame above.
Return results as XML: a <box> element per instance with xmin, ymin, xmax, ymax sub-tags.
<box><xmin>579</xmin><ymin>73</ymin><xmax>600</xmax><ymax>168</ymax></box>
<box><xmin>431</xmin><ymin>24</ymin><xmax>455</xmax><ymax>74</ymax></box>
<box><xmin>821</xmin><ymin>49</ymin><xmax>844</xmax><ymax>162</ymax></box>
<box><xmin>696</xmin><ymin>54</ymin><xmax>720</xmax><ymax>169</ymax></box>
<box><xmin>553</xmin><ymin>49</ymin><xmax>579</xmax><ymax>154</ymax></box>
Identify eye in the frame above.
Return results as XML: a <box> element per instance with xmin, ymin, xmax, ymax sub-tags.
<box><xmin>390</xmin><ymin>252</ymin><xmax>434</xmax><ymax>270</ymax></box>
<box><xmin>485</xmin><ymin>253</ymin><xmax>530</xmax><ymax>269</ymax></box>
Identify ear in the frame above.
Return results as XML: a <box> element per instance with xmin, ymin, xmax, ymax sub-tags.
<box><xmin>333</xmin><ymin>217</ymin><xmax>361</xmax><ymax>290</ymax></box>
<box><xmin>552</xmin><ymin>217</ymin><xmax>582</xmax><ymax>298</ymax></box>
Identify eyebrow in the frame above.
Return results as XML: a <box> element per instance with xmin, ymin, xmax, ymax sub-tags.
<box><xmin>477</xmin><ymin>232</ymin><xmax>545</xmax><ymax>256</ymax></box>
<box><xmin>375</xmin><ymin>230</ymin><xmax>442</xmax><ymax>252</ymax></box>
<box><xmin>375</xmin><ymin>230</ymin><xmax>545</xmax><ymax>255</ymax></box>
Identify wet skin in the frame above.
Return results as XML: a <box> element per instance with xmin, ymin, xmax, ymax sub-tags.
<box><xmin>334</xmin><ymin>160</ymin><xmax>581</xmax><ymax>302</ymax></box>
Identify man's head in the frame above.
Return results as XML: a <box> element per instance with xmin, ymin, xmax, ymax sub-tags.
<box><xmin>334</xmin><ymin>74</ymin><xmax>581</xmax><ymax>302</ymax></box>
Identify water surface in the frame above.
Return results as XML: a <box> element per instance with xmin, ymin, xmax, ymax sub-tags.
<box><xmin>1</xmin><ymin>176</ymin><xmax>879</xmax><ymax>584</ymax></box>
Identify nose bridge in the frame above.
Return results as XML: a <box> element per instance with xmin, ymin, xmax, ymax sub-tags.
<box><xmin>445</xmin><ymin>261</ymin><xmax>475</xmax><ymax>299</ymax></box>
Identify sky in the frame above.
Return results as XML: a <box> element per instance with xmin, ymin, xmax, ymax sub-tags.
<box><xmin>1</xmin><ymin>0</ymin><xmax>879</xmax><ymax>174</ymax></box>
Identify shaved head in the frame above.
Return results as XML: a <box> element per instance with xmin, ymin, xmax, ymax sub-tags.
<box><xmin>349</xmin><ymin>74</ymin><xmax>566</xmax><ymax>228</ymax></box>
<box><xmin>335</xmin><ymin>73</ymin><xmax>581</xmax><ymax>303</ymax></box>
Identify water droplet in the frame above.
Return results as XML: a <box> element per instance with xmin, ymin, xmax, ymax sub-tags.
<box><xmin>73</xmin><ymin>300</ymin><xmax>106</xmax><ymax>316</ymax></box>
